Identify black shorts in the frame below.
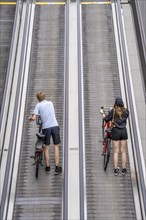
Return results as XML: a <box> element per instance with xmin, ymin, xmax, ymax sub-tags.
<box><xmin>111</xmin><ymin>127</ymin><xmax>128</xmax><ymax>141</ymax></box>
<box><xmin>42</xmin><ymin>126</ymin><xmax>61</xmax><ymax>145</ymax></box>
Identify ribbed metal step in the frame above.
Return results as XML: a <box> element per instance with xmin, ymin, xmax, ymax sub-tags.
<box><xmin>0</xmin><ymin>5</ymin><xmax>15</xmax><ymax>111</ymax></box>
<box><xmin>82</xmin><ymin>4</ymin><xmax>136</xmax><ymax>220</ymax></box>
<box><xmin>13</xmin><ymin>4</ymin><xmax>65</xmax><ymax>220</ymax></box>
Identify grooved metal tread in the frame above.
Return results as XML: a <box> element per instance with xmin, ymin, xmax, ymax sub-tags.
<box><xmin>82</xmin><ymin>5</ymin><xmax>136</xmax><ymax>220</ymax></box>
<box><xmin>13</xmin><ymin>5</ymin><xmax>65</xmax><ymax>220</ymax></box>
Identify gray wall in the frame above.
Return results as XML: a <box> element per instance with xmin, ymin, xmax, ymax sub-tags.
<box><xmin>130</xmin><ymin>0</ymin><xmax>146</xmax><ymax>94</ymax></box>
<box><xmin>136</xmin><ymin>0</ymin><xmax>146</xmax><ymax>60</ymax></box>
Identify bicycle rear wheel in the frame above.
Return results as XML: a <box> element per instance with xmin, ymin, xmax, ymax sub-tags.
<box><xmin>35</xmin><ymin>156</ymin><xmax>39</xmax><ymax>178</ymax></box>
<box><xmin>103</xmin><ymin>139</ymin><xmax>111</xmax><ymax>171</ymax></box>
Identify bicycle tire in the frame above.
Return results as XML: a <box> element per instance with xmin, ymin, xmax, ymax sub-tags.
<box><xmin>102</xmin><ymin>118</ymin><xmax>106</xmax><ymax>140</ymax></box>
<box><xmin>35</xmin><ymin>156</ymin><xmax>39</xmax><ymax>178</ymax></box>
<box><xmin>103</xmin><ymin>139</ymin><xmax>111</xmax><ymax>171</ymax></box>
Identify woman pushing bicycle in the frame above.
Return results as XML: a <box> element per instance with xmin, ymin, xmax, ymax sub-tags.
<box><xmin>101</xmin><ymin>97</ymin><xmax>129</xmax><ymax>176</ymax></box>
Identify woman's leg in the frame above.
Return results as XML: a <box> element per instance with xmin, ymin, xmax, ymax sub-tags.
<box><xmin>113</xmin><ymin>140</ymin><xmax>120</xmax><ymax>168</ymax></box>
<box><xmin>121</xmin><ymin>140</ymin><xmax>127</xmax><ymax>169</ymax></box>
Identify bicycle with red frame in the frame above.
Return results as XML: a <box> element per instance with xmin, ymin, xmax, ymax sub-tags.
<box><xmin>30</xmin><ymin>116</ymin><xmax>45</xmax><ymax>178</ymax></box>
<box><xmin>100</xmin><ymin>107</ymin><xmax>112</xmax><ymax>171</ymax></box>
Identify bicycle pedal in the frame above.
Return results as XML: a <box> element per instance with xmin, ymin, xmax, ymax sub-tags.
<box><xmin>102</xmin><ymin>152</ymin><xmax>107</xmax><ymax>156</ymax></box>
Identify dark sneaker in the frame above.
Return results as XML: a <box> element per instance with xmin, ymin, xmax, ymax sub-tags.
<box><xmin>54</xmin><ymin>166</ymin><xmax>62</xmax><ymax>175</ymax></box>
<box><xmin>122</xmin><ymin>168</ymin><xmax>127</xmax><ymax>175</ymax></box>
<box><xmin>114</xmin><ymin>167</ymin><xmax>120</xmax><ymax>176</ymax></box>
<box><xmin>45</xmin><ymin>166</ymin><xmax>50</xmax><ymax>174</ymax></box>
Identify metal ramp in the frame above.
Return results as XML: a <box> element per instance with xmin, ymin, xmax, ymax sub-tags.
<box><xmin>82</xmin><ymin>3</ymin><xmax>136</xmax><ymax>219</ymax></box>
<box><xmin>12</xmin><ymin>3</ymin><xmax>65</xmax><ymax>220</ymax></box>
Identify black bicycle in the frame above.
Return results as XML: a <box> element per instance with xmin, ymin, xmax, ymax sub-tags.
<box><xmin>30</xmin><ymin>116</ymin><xmax>45</xmax><ymax>178</ymax></box>
<box><xmin>100</xmin><ymin>107</ymin><xmax>112</xmax><ymax>171</ymax></box>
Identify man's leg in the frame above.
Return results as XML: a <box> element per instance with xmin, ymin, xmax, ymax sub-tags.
<box><xmin>54</xmin><ymin>144</ymin><xmax>59</xmax><ymax>166</ymax></box>
<box><xmin>44</xmin><ymin>145</ymin><xmax>50</xmax><ymax>167</ymax></box>
<box><xmin>54</xmin><ymin>144</ymin><xmax>62</xmax><ymax>175</ymax></box>
<box><xmin>52</xmin><ymin>126</ymin><xmax>62</xmax><ymax>175</ymax></box>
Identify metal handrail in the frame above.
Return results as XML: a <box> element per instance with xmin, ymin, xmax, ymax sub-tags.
<box><xmin>0</xmin><ymin>1</ymin><xmax>34</xmax><ymax>219</ymax></box>
<box><xmin>63</xmin><ymin>0</ymin><xmax>69</xmax><ymax>219</ymax></box>
<box><xmin>0</xmin><ymin>0</ymin><xmax>22</xmax><ymax>162</ymax></box>
<box><xmin>77</xmin><ymin>0</ymin><xmax>87</xmax><ymax>219</ymax></box>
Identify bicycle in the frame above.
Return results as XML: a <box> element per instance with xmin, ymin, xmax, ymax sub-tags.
<box><xmin>100</xmin><ymin>107</ymin><xmax>112</xmax><ymax>171</ymax></box>
<box><xmin>30</xmin><ymin>116</ymin><xmax>45</xmax><ymax>178</ymax></box>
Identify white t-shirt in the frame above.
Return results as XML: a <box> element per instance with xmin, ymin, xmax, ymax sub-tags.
<box><xmin>33</xmin><ymin>100</ymin><xmax>58</xmax><ymax>129</ymax></box>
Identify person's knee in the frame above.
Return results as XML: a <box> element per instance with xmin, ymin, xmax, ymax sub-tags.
<box><xmin>121</xmin><ymin>146</ymin><xmax>126</xmax><ymax>153</ymax></box>
<box><xmin>45</xmin><ymin>145</ymin><xmax>49</xmax><ymax>150</ymax></box>
<box><xmin>114</xmin><ymin>144</ymin><xmax>119</xmax><ymax>153</ymax></box>
<box><xmin>54</xmin><ymin>144</ymin><xmax>59</xmax><ymax>151</ymax></box>
<box><xmin>121</xmin><ymin>141</ymin><xmax>127</xmax><ymax>153</ymax></box>
<box><xmin>114</xmin><ymin>148</ymin><xmax>119</xmax><ymax>154</ymax></box>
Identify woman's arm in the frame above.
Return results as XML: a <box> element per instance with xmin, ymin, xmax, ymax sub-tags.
<box><xmin>104</xmin><ymin>109</ymin><xmax>113</xmax><ymax>122</ymax></box>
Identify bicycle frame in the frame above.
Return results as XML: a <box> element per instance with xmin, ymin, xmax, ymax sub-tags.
<box><xmin>30</xmin><ymin>116</ymin><xmax>45</xmax><ymax>178</ymax></box>
<box><xmin>100</xmin><ymin>107</ymin><xmax>112</xmax><ymax>171</ymax></box>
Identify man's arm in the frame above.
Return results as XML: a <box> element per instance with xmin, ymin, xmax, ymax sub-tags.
<box><xmin>28</xmin><ymin>114</ymin><xmax>37</xmax><ymax>121</ymax></box>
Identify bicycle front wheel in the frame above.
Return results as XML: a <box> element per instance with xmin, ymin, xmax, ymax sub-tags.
<box><xmin>103</xmin><ymin>139</ymin><xmax>111</xmax><ymax>171</ymax></box>
<box><xmin>102</xmin><ymin>118</ymin><xmax>106</xmax><ymax>141</ymax></box>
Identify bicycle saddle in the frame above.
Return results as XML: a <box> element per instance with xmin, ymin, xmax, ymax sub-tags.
<box><xmin>36</xmin><ymin>133</ymin><xmax>45</xmax><ymax>138</ymax></box>
<box><xmin>36</xmin><ymin>133</ymin><xmax>45</xmax><ymax>140</ymax></box>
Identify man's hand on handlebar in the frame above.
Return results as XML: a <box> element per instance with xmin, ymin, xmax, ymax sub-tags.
<box><xmin>28</xmin><ymin>114</ymin><xmax>36</xmax><ymax>121</ymax></box>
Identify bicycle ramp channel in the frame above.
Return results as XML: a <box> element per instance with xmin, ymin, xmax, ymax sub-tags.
<box><xmin>12</xmin><ymin>1</ymin><xmax>65</xmax><ymax>219</ymax></box>
<box><xmin>81</xmin><ymin>1</ymin><xmax>139</xmax><ymax>219</ymax></box>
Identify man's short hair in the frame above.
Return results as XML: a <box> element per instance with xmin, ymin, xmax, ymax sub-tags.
<box><xmin>36</xmin><ymin>91</ymin><xmax>45</xmax><ymax>102</ymax></box>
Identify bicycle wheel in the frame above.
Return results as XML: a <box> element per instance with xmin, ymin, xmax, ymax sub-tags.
<box><xmin>102</xmin><ymin>118</ymin><xmax>106</xmax><ymax>140</ymax></box>
<box><xmin>35</xmin><ymin>155</ymin><xmax>39</xmax><ymax>178</ymax></box>
<box><xmin>103</xmin><ymin>139</ymin><xmax>111</xmax><ymax>171</ymax></box>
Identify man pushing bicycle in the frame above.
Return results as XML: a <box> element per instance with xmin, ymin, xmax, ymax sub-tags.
<box><xmin>28</xmin><ymin>91</ymin><xmax>62</xmax><ymax>175</ymax></box>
